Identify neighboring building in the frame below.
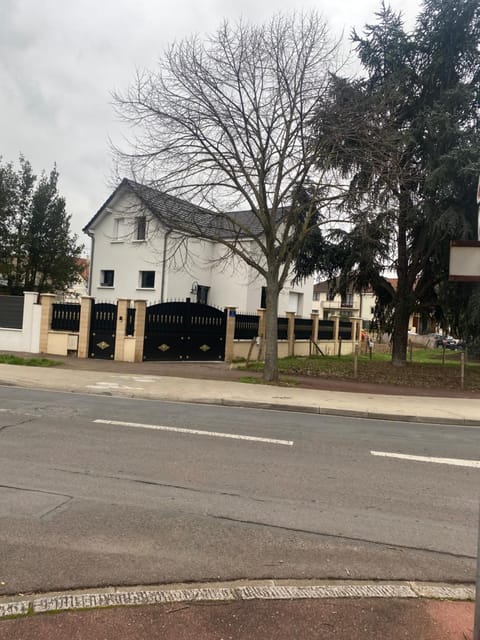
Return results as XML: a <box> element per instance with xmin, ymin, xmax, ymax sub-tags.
<box><xmin>313</xmin><ymin>276</ymin><xmax>437</xmax><ymax>335</ymax></box>
<box><xmin>83</xmin><ymin>179</ymin><xmax>314</xmax><ymax>315</ymax></box>
<box><xmin>313</xmin><ymin>279</ymin><xmax>376</xmax><ymax>328</ymax></box>
<box><xmin>62</xmin><ymin>257</ymin><xmax>89</xmax><ymax>301</ymax></box>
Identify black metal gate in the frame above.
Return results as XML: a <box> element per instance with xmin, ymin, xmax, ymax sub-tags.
<box><xmin>144</xmin><ymin>300</ymin><xmax>226</xmax><ymax>361</ymax></box>
<box><xmin>89</xmin><ymin>302</ymin><xmax>117</xmax><ymax>359</ymax></box>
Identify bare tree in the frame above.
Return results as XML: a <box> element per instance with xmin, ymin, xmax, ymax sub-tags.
<box><xmin>113</xmin><ymin>13</ymin><xmax>342</xmax><ymax>382</ymax></box>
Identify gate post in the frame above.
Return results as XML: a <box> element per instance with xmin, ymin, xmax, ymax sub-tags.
<box><xmin>286</xmin><ymin>311</ymin><xmax>296</xmax><ymax>357</ymax></box>
<box><xmin>351</xmin><ymin>316</ymin><xmax>361</xmax><ymax>343</ymax></box>
<box><xmin>311</xmin><ymin>310</ymin><xmax>319</xmax><ymax>341</ymax></box>
<box><xmin>78</xmin><ymin>296</ymin><xmax>93</xmax><ymax>358</ymax></box>
<box><xmin>133</xmin><ymin>300</ymin><xmax>146</xmax><ymax>362</ymax></box>
<box><xmin>114</xmin><ymin>299</ymin><xmax>129</xmax><ymax>361</ymax></box>
<box><xmin>39</xmin><ymin>293</ymin><xmax>56</xmax><ymax>353</ymax></box>
<box><xmin>224</xmin><ymin>306</ymin><xmax>237</xmax><ymax>363</ymax></box>
<box><xmin>331</xmin><ymin>314</ymin><xmax>340</xmax><ymax>356</ymax></box>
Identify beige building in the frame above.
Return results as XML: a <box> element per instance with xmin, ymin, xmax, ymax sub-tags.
<box><xmin>312</xmin><ymin>280</ymin><xmax>376</xmax><ymax>328</ymax></box>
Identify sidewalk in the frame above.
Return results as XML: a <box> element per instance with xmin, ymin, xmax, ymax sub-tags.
<box><xmin>0</xmin><ymin>357</ymin><xmax>479</xmax><ymax>424</ymax></box>
<box><xmin>0</xmin><ymin>581</ymin><xmax>475</xmax><ymax>640</ymax></box>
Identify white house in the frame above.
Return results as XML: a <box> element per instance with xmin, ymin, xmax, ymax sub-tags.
<box><xmin>83</xmin><ymin>179</ymin><xmax>314</xmax><ymax>316</ymax></box>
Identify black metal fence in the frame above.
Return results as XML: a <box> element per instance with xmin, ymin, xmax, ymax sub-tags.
<box><xmin>0</xmin><ymin>295</ymin><xmax>24</xmax><ymax>329</ymax></box>
<box><xmin>294</xmin><ymin>317</ymin><xmax>313</xmax><ymax>340</ymax></box>
<box><xmin>318</xmin><ymin>320</ymin><xmax>334</xmax><ymax>340</ymax></box>
<box><xmin>51</xmin><ymin>303</ymin><xmax>81</xmax><ymax>332</ymax></box>
<box><xmin>277</xmin><ymin>316</ymin><xmax>289</xmax><ymax>340</ymax></box>
<box><xmin>339</xmin><ymin>320</ymin><xmax>353</xmax><ymax>340</ymax></box>
<box><xmin>234</xmin><ymin>313</ymin><xmax>259</xmax><ymax>340</ymax></box>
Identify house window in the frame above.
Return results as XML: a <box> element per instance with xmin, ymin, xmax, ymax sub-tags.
<box><xmin>341</xmin><ymin>292</ymin><xmax>354</xmax><ymax>307</ymax></box>
<box><xmin>113</xmin><ymin>217</ymin><xmax>125</xmax><ymax>241</ymax></box>
<box><xmin>260</xmin><ymin>286</ymin><xmax>267</xmax><ymax>309</ymax></box>
<box><xmin>313</xmin><ymin>292</ymin><xmax>320</xmax><ymax>301</ymax></box>
<box><xmin>327</xmin><ymin>288</ymin><xmax>335</xmax><ymax>301</ymax></box>
<box><xmin>139</xmin><ymin>270</ymin><xmax>155</xmax><ymax>289</ymax></box>
<box><xmin>135</xmin><ymin>216</ymin><xmax>147</xmax><ymax>241</ymax></box>
<box><xmin>196</xmin><ymin>285</ymin><xmax>209</xmax><ymax>304</ymax></box>
<box><xmin>100</xmin><ymin>270</ymin><xmax>114</xmax><ymax>287</ymax></box>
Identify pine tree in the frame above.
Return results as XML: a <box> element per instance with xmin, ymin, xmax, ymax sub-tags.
<box><xmin>0</xmin><ymin>157</ymin><xmax>82</xmax><ymax>294</ymax></box>
<box><xmin>306</xmin><ymin>0</ymin><xmax>480</xmax><ymax>364</ymax></box>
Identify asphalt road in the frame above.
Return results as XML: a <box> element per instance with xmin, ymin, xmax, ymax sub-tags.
<box><xmin>0</xmin><ymin>386</ymin><xmax>479</xmax><ymax>595</ymax></box>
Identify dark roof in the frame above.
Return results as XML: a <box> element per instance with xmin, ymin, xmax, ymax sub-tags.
<box><xmin>84</xmin><ymin>178</ymin><xmax>266</xmax><ymax>239</ymax></box>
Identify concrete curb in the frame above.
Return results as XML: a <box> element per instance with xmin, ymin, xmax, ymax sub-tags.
<box><xmin>2</xmin><ymin>377</ymin><xmax>480</xmax><ymax>427</ymax></box>
<box><xmin>201</xmin><ymin>398</ymin><xmax>480</xmax><ymax>426</ymax></box>
<box><xmin>0</xmin><ymin>580</ymin><xmax>475</xmax><ymax>619</ymax></box>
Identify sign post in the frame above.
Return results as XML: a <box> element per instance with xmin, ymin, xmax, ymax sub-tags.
<box><xmin>449</xmin><ymin>241</ymin><xmax>480</xmax><ymax>282</ymax></box>
<box><xmin>475</xmin><ymin>502</ymin><xmax>480</xmax><ymax>640</ymax></box>
<box><xmin>449</xmin><ymin>238</ymin><xmax>480</xmax><ymax>639</ymax></box>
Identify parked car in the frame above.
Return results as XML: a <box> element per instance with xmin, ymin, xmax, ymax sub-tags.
<box><xmin>436</xmin><ymin>336</ymin><xmax>465</xmax><ymax>350</ymax></box>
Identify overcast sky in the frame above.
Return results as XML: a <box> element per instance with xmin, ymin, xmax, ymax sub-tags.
<box><xmin>0</xmin><ymin>0</ymin><xmax>422</xmax><ymax>246</ymax></box>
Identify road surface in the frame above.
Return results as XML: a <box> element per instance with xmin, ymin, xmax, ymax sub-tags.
<box><xmin>0</xmin><ymin>385</ymin><xmax>479</xmax><ymax>594</ymax></box>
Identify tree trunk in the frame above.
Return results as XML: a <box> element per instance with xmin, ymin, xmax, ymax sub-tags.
<box><xmin>391</xmin><ymin>295</ymin><xmax>410</xmax><ymax>366</ymax></box>
<box><xmin>391</xmin><ymin>191</ymin><xmax>412</xmax><ymax>367</ymax></box>
<box><xmin>263</xmin><ymin>276</ymin><xmax>280</xmax><ymax>383</ymax></box>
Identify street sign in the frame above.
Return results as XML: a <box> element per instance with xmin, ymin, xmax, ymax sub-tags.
<box><xmin>449</xmin><ymin>240</ymin><xmax>480</xmax><ymax>282</ymax></box>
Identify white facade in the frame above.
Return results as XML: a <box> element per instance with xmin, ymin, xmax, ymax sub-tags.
<box><xmin>85</xmin><ymin>184</ymin><xmax>314</xmax><ymax>316</ymax></box>
<box><xmin>0</xmin><ymin>292</ymin><xmax>41</xmax><ymax>353</ymax></box>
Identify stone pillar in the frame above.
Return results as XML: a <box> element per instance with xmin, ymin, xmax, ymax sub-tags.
<box><xmin>331</xmin><ymin>314</ymin><xmax>340</xmax><ymax>356</ymax></box>
<box><xmin>310</xmin><ymin>310</ymin><xmax>319</xmax><ymax>342</ymax></box>
<box><xmin>224</xmin><ymin>306</ymin><xmax>237</xmax><ymax>363</ymax></box>
<box><xmin>39</xmin><ymin>293</ymin><xmax>56</xmax><ymax>353</ymax></box>
<box><xmin>78</xmin><ymin>296</ymin><xmax>93</xmax><ymax>358</ymax></box>
<box><xmin>351</xmin><ymin>317</ymin><xmax>361</xmax><ymax>343</ymax></box>
<box><xmin>133</xmin><ymin>300</ymin><xmax>146</xmax><ymax>363</ymax></box>
<box><xmin>114</xmin><ymin>299</ymin><xmax>129</xmax><ymax>361</ymax></box>
<box><xmin>286</xmin><ymin>311</ymin><xmax>296</xmax><ymax>357</ymax></box>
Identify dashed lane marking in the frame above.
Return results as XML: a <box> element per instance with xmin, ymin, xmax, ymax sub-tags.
<box><xmin>94</xmin><ymin>419</ymin><xmax>294</xmax><ymax>446</ymax></box>
<box><xmin>371</xmin><ymin>450</ymin><xmax>480</xmax><ymax>468</ymax></box>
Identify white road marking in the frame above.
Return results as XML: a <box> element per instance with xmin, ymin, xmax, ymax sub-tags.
<box><xmin>371</xmin><ymin>450</ymin><xmax>480</xmax><ymax>468</ymax></box>
<box><xmin>94</xmin><ymin>419</ymin><xmax>294</xmax><ymax>446</ymax></box>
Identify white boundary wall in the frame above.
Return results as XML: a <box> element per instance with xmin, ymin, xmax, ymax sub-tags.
<box><xmin>0</xmin><ymin>292</ymin><xmax>41</xmax><ymax>353</ymax></box>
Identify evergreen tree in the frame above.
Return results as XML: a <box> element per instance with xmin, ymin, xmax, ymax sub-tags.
<box><xmin>305</xmin><ymin>0</ymin><xmax>480</xmax><ymax>364</ymax></box>
<box><xmin>0</xmin><ymin>157</ymin><xmax>82</xmax><ymax>294</ymax></box>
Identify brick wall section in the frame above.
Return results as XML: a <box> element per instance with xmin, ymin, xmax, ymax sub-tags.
<box><xmin>133</xmin><ymin>300</ymin><xmax>146</xmax><ymax>362</ymax></box>
<box><xmin>224</xmin><ymin>307</ymin><xmax>237</xmax><ymax>362</ymax></box>
<box><xmin>39</xmin><ymin>294</ymin><xmax>56</xmax><ymax>353</ymax></box>
<box><xmin>78</xmin><ymin>297</ymin><xmax>93</xmax><ymax>358</ymax></box>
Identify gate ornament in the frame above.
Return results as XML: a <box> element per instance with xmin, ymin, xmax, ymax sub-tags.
<box><xmin>96</xmin><ymin>341</ymin><xmax>110</xmax><ymax>350</ymax></box>
<box><xmin>199</xmin><ymin>344</ymin><xmax>211</xmax><ymax>352</ymax></box>
<box><xmin>158</xmin><ymin>343</ymin><xmax>171</xmax><ymax>352</ymax></box>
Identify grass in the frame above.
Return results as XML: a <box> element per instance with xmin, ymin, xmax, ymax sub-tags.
<box><xmin>242</xmin><ymin>348</ymin><xmax>480</xmax><ymax>392</ymax></box>
<box><xmin>0</xmin><ymin>354</ymin><xmax>62</xmax><ymax>367</ymax></box>
<box><xmin>239</xmin><ymin>374</ymin><xmax>298</xmax><ymax>387</ymax></box>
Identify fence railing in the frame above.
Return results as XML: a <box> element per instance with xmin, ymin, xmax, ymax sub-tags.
<box><xmin>294</xmin><ymin>317</ymin><xmax>313</xmax><ymax>340</ymax></box>
<box><xmin>318</xmin><ymin>319</ymin><xmax>334</xmax><ymax>340</ymax></box>
<box><xmin>51</xmin><ymin>303</ymin><xmax>81</xmax><ymax>332</ymax></box>
<box><xmin>339</xmin><ymin>320</ymin><xmax>353</xmax><ymax>340</ymax></box>
<box><xmin>277</xmin><ymin>316</ymin><xmax>289</xmax><ymax>340</ymax></box>
<box><xmin>234</xmin><ymin>313</ymin><xmax>259</xmax><ymax>340</ymax></box>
